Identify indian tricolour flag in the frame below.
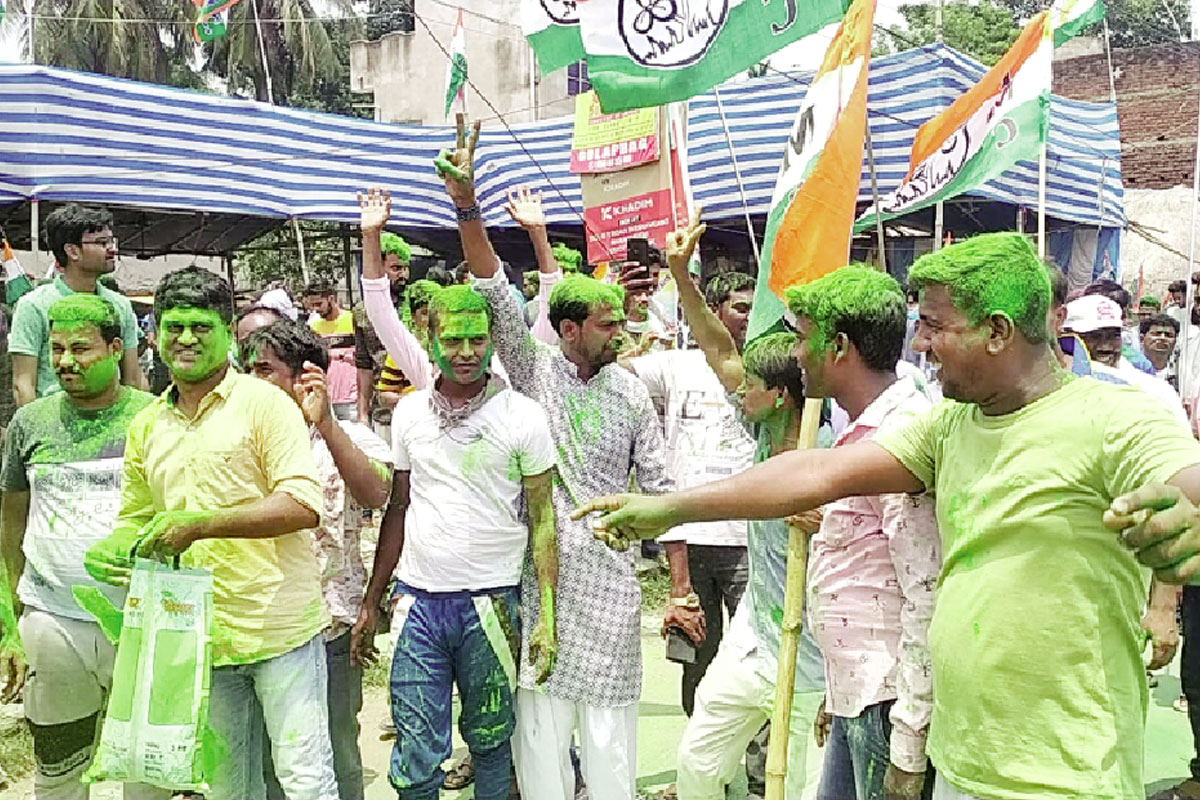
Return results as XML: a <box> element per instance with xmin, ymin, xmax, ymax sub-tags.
<box><xmin>746</xmin><ymin>0</ymin><xmax>876</xmax><ymax>339</ymax></box>
<box><xmin>572</xmin><ymin>0</ymin><xmax>850</xmax><ymax>113</ymax></box>
<box><xmin>2</xmin><ymin>238</ymin><xmax>33</xmax><ymax>305</ymax></box>
<box><xmin>444</xmin><ymin>9</ymin><xmax>468</xmax><ymax>118</ymax></box>
<box><xmin>522</xmin><ymin>0</ymin><xmax>583</xmax><ymax>75</ymax></box>
<box><xmin>854</xmin><ymin>0</ymin><xmax>1104</xmax><ymax>233</ymax></box>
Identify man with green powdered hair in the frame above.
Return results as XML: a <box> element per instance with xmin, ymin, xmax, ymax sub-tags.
<box><xmin>0</xmin><ymin>294</ymin><xmax>162</xmax><ymax>800</ymax></box>
<box><xmin>434</xmin><ymin>117</ymin><xmax>692</xmax><ymax>800</ymax></box>
<box><xmin>349</xmin><ymin>284</ymin><xmax>559</xmax><ymax>800</ymax></box>
<box><xmin>577</xmin><ymin>231</ymin><xmax>1200</xmax><ymax>800</ymax></box>
<box><xmin>85</xmin><ymin>266</ymin><xmax>337</xmax><ymax>800</ymax></box>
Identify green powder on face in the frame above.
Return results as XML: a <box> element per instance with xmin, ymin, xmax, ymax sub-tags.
<box><xmin>907</xmin><ymin>232</ymin><xmax>1051</xmax><ymax>344</ymax></box>
<box><xmin>49</xmin><ymin>293</ymin><xmax>121</xmax><ymax>329</ymax></box>
<box><xmin>784</xmin><ymin>265</ymin><xmax>906</xmax><ymax>356</ymax></box>
<box><xmin>158</xmin><ymin>308</ymin><xmax>232</xmax><ymax>383</ymax></box>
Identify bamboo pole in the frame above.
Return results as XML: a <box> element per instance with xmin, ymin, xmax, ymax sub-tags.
<box><xmin>764</xmin><ymin>396</ymin><xmax>824</xmax><ymax>800</ymax></box>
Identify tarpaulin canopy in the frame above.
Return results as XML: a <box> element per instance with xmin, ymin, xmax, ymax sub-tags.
<box><xmin>0</xmin><ymin>42</ymin><xmax>1122</xmax><ymax>258</ymax></box>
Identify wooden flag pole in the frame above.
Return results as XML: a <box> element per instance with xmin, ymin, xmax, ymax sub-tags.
<box><xmin>764</xmin><ymin>396</ymin><xmax>824</xmax><ymax>800</ymax></box>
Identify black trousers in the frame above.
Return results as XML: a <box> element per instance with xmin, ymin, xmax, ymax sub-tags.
<box><xmin>1182</xmin><ymin>586</ymin><xmax>1200</xmax><ymax>781</ymax></box>
<box><xmin>682</xmin><ymin>544</ymin><xmax>750</xmax><ymax>716</ymax></box>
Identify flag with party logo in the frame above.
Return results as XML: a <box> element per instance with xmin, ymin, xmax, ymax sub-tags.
<box><xmin>444</xmin><ymin>9</ymin><xmax>468</xmax><ymax>118</ymax></box>
<box><xmin>193</xmin><ymin>0</ymin><xmax>242</xmax><ymax>43</ymax></box>
<box><xmin>853</xmin><ymin>0</ymin><xmax>1104</xmax><ymax>233</ymax></box>
<box><xmin>746</xmin><ymin>0</ymin><xmax>876</xmax><ymax>339</ymax></box>
<box><xmin>522</xmin><ymin>0</ymin><xmax>584</xmax><ymax>75</ymax></box>
<box><xmin>527</xmin><ymin>0</ymin><xmax>850</xmax><ymax>113</ymax></box>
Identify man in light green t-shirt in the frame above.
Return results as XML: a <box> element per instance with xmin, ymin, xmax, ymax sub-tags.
<box><xmin>10</xmin><ymin>204</ymin><xmax>145</xmax><ymax>405</ymax></box>
<box><xmin>574</xmin><ymin>232</ymin><xmax>1200</xmax><ymax>800</ymax></box>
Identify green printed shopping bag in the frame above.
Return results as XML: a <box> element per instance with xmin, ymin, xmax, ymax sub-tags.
<box><xmin>84</xmin><ymin>558</ymin><xmax>214</xmax><ymax>792</ymax></box>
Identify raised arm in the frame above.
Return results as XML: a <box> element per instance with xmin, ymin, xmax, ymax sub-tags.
<box><xmin>506</xmin><ymin>186</ymin><xmax>563</xmax><ymax>345</ymax></box>
<box><xmin>358</xmin><ymin>188</ymin><xmax>434</xmax><ymax>390</ymax></box>
<box><xmin>665</xmin><ymin>211</ymin><xmax>743</xmax><ymax>392</ymax></box>
<box><xmin>437</xmin><ymin>114</ymin><xmax>499</xmax><ymax>281</ymax></box>
<box><xmin>576</xmin><ymin>440</ymin><xmax>924</xmax><ymax>542</ymax></box>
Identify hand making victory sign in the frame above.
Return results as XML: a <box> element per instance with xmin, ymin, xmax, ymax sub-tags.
<box><xmin>435</xmin><ymin>112</ymin><xmax>481</xmax><ymax>209</ymax></box>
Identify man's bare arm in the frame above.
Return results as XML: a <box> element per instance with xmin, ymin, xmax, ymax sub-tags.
<box><xmin>664</xmin><ymin>211</ymin><xmax>743</xmax><ymax>392</ymax></box>
<box><xmin>11</xmin><ymin>355</ymin><xmax>36</xmax><ymax>407</ymax></box>
<box><xmin>575</xmin><ymin>440</ymin><xmax>924</xmax><ymax>541</ymax></box>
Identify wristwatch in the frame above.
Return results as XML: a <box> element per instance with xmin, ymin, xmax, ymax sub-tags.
<box><xmin>455</xmin><ymin>204</ymin><xmax>481</xmax><ymax>222</ymax></box>
<box><xmin>670</xmin><ymin>592</ymin><xmax>701</xmax><ymax>609</ymax></box>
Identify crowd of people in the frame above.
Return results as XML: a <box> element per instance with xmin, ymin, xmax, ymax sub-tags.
<box><xmin>2</xmin><ymin>117</ymin><xmax>1200</xmax><ymax>800</ymax></box>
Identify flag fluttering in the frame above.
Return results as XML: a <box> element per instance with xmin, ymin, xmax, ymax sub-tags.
<box><xmin>853</xmin><ymin>0</ymin><xmax>1105</xmax><ymax>233</ymax></box>
<box><xmin>193</xmin><ymin>0</ymin><xmax>242</xmax><ymax>43</ymax></box>
<box><xmin>444</xmin><ymin>9</ymin><xmax>468</xmax><ymax>118</ymax></box>
<box><xmin>522</xmin><ymin>0</ymin><xmax>583</xmax><ymax>75</ymax></box>
<box><xmin>525</xmin><ymin>0</ymin><xmax>850</xmax><ymax>113</ymax></box>
<box><xmin>746</xmin><ymin>0</ymin><xmax>877</xmax><ymax>340</ymax></box>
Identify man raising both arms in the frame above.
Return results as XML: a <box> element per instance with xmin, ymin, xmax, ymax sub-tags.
<box><xmin>579</xmin><ymin>232</ymin><xmax>1200</xmax><ymax>800</ymax></box>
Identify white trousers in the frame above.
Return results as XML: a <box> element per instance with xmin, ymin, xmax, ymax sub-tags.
<box><xmin>676</xmin><ymin>642</ymin><xmax>824</xmax><ymax>799</ymax></box>
<box><xmin>512</xmin><ymin>688</ymin><xmax>638</xmax><ymax>800</ymax></box>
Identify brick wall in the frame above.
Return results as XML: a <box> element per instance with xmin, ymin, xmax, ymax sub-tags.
<box><xmin>1053</xmin><ymin>42</ymin><xmax>1200</xmax><ymax>189</ymax></box>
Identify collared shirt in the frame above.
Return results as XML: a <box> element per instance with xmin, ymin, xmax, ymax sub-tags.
<box><xmin>807</xmin><ymin>375</ymin><xmax>941</xmax><ymax>772</ymax></box>
<box><xmin>118</xmin><ymin>369</ymin><xmax>327</xmax><ymax>666</ymax></box>
<box><xmin>10</xmin><ymin>276</ymin><xmax>139</xmax><ymax>398</ymax></box>
<box><xmin>474</xmin><ymin>269</ymin><xmax>673</xmax><ymax>707</ymax></box>
<box><xmin>310</xmin><ymin>420</ymin><xmax>392</xmax><ymax>637</ymax></box>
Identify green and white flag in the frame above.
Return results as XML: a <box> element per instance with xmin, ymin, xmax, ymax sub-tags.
<box><xmin>522</xmin><ymin>0</ymin><xmax>584</xmax><ymax>75</ymax></box>
<box><xmin>854</xmin><ymin>0</ymin><xmax>1104</xmax><ymax>233</ymax></box>
<box><xmin>444</xmin><ymin>9</ymin><xmax>468</xmax><ymax>118</ymax></box>
<box><xmin>545</xmin><ymin>0</ymin><xmax>850</xmax><ymax>113</ymax></box>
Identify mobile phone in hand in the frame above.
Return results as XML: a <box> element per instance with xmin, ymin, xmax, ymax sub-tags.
<box><xmin>627</xmin><ymin>237</ymin><xmax>650</xmax><ymax>267</ymax></box>
<box><xmin>666</xmin><ymin>625</ymin><xmax>697</xmax><ymax>664</ymax></box>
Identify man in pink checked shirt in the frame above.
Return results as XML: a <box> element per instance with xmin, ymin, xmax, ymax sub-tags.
<box><xmin>789</xmin><ymin>267</ymin><xmax>942</xmax><ymax>800</ymax></box>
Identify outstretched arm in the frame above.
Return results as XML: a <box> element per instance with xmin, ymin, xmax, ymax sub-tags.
<box><xmin>437</xmin><ymin>114</ymin><xmax>499</xmax><ymax>281</ymax></box>
<box><xmin>506</xmin><ymin>186</ymin><xmax>563</xmax><ymax>345</ymax></box>
<box><xmin>665</xmin><ymin>210</ymin><xmax>743</xmax><ymax>393</ymax></box>
<box><xmin>576</xmin><ymin>440</ymin><xmax>924</xmax><ymax>542</ymax></box>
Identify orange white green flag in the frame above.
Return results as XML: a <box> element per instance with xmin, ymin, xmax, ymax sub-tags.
<box><xmin>747</xmin><ymin>0</ymin><xmax>876</xmax><ymax>340</ymax></box>
<box><xmin>853</xmin><ymin>0</ymin><xmax>1104</xmax><ymax>233</ymax></box>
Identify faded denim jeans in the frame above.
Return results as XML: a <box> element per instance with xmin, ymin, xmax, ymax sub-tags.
<box><xmin>206</xmin><ymin>635</ymin><xmax>337</xmax><ymax>800</ymax></box>
<box><xmin>817</xmin><ymin>700</ymin><xmax>933</xmax><ymax>800</ymax></box>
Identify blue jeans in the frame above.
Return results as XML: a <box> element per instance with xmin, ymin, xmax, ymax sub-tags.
<box><xmin>389</xmin><ymin>583</ymin><xmax>520</xmax><ymax>800</ymax></box>
<box><xmin>817</xmin><ymin>700</ymin><xmax>932</xmax><ymax>800</ymax></box>
<box><xmin>206</xmin><ymin>636</ymin><xmax>337</xmax><ymax>800</ymax></box>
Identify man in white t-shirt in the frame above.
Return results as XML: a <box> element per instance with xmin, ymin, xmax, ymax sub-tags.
<box><xmin>351</xmin><ymin>285</ymin><xmax>559</xmax><ymax>800</ymax></box>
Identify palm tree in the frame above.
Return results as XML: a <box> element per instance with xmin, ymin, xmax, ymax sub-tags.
<box><xmin>17</xmin><ymin>0</ymin><xmax>194</xmax><ymax>85</ymax></box>
<box><xmin>205</xmin><ymin>0</ymin><xmax>360</xmax><ymax>105</ymax></box>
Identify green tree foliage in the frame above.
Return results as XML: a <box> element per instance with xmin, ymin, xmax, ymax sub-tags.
<box><xmin>992</xmin><ymin>0</ymin><xmax>1189</xmax><ymax>48</ymax></box>
<box><xmin>203</xmin><ymin>0</ymin><xmax>361</xmax><ymax>105</ymax></box>
<box><xmin>13</xmin><ymin>0</ymin><xmax>195</xmax><ymax>86</ymax></box>
<box><xmin>234</xmin><ymin>221</ymin><xmax>351</xmax><ymax>293</ymax></box>
<box><xmin>366</xmin><ymin>0</ymin><xmax>414</xmax><ymax>40</ymax></box>
<box><xmin>878</xmin><ymin>1</ymin><xmax>1021</xmax><ymax>65</ymax></box>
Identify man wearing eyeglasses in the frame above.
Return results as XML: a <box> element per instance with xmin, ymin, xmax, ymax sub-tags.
<box><xmin>11</xmin><ymin>204</ymin><xmax>146</xmax><ymax>406</ymax></box>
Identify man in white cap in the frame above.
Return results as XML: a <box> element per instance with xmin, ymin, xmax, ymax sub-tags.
<box><xmin>1064</xmin><ymin>294</ymin><xmax>1188</xmax><ymax>429</ymax></box>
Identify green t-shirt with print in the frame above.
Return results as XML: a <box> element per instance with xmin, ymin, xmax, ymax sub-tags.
<box><xmin>877</xmin><ymin>376</ymin><xmax>1200</xmax><ymax>800</ymax></box>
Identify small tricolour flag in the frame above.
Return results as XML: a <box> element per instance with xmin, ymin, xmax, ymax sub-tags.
<box><xmin>444</xmin><ymin>9</ymin><xmax>468</xmax><ymax>118</ymax></box>
<box><xmin>522</xmin><ymin>0</ymin><xmax>583</xmax><ymax>76</ymax></box>
<box><xmin>853</xmin><ymin>0</ymin><xmax>1104</xmax><ymax>233</ymax></box>
<box><xmin>2</xmin><ymin>238</ymin><xmax>34</xmax><ymax>305</ymax></box>
<box><xmin>746</xmin><ymin>0</ymin><xmax>876</xmax><ymax>339</ymax></box>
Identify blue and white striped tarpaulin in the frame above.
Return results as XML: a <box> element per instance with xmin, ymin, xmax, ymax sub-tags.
<box><xmin>0</xmin><ymin>43</ymin><xmax>1123</xmax><ymax>234</ymax></box>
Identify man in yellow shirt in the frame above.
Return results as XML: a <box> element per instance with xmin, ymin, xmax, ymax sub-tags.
<box><xmin>303</xmin><ymin>280</ymin><xmax>357</xmax><ymax>421</ymax></box>
<box><xmin>86</xmin><ymin>266</ymin><xmax>337</xmax><ymax>800</ymax></box>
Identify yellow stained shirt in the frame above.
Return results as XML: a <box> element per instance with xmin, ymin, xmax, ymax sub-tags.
<box><xmin>119</xmin><ymin>369</ymin><xmax>329</xmax><ymax>666</ymax></box>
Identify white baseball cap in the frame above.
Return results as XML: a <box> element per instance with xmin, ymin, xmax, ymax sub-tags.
<box><xmin>1064</xmin><ymin>295</ymin><xmax>1123</xmax><ymax>333</ymax></box>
